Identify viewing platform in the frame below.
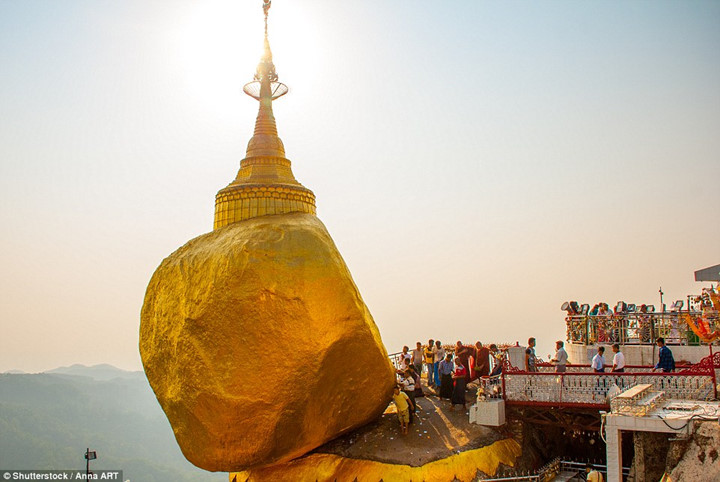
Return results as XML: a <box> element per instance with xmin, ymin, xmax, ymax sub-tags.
<box><xmin>563</xmin><ymin>298</ymin><xmax>719</xmax><ymax>366</ymax></box>
<box><xmin>391</xmin><ymin>346</ymin><xmax>719</xmax><ymax>412</ymax></box>
<box><xmin>467</xmin><ymin>353</ymin><xmax>719</xmax><ymax>481</ymax></box>
<box><xmin>475</xmin><ymin>350</ymin><xmax>719</xmax><ymax>413</ymax></box>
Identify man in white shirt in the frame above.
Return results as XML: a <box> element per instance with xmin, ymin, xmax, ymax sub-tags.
<box><xmin>433</xmin><ymin>340</ymin><xmax>445</xmax><ymax>389</ymax></box>
<box><xmin>550</xmin><ymin>340</ymin><xmax>568</xmax><ymax>372</ymax></box>
<box><xmin>591</xmin><ymin>346</ymin><xmax>606</xmax><ymax>373</ymax></box>
<box><xmin>611</xmin><ymin>343</ymin><xmax>625</xmax><ymax>372</ymax></box>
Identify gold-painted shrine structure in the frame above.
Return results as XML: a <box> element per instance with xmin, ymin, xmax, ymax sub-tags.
<box><xmin>214</xmin><ymin>1</ymin><xmax>315</xmax><ymax>229</ymax></box>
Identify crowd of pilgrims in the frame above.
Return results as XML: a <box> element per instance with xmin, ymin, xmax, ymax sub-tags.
<box><xmin>395</xmin><ymin>340</ymin><xmax>504</xmax><ymax>417</ymax></box>
<box><xmin>390</xmin><ymin>337</ymin><xmax>673</xmax><ymax>435</ymax></box>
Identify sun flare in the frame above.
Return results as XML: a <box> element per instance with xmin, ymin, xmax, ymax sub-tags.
<box><xmin>170</xmin><ymin>1</ymin><xmax>321</xmax><ymax>112</ymax></box>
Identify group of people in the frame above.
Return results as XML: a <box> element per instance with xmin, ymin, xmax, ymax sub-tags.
<box><xmin>531</xmin><ymin>337</ymin><xmax>676</xmax><ymax>373</ymax></box>
<box><xmin>565</xmin><ymin>300</ymin><xmax>682</xmax><ymax>345</ymax></box>
<box><xmin>587</xmin><ymin>337</ymin><xmax>675</xmax><ymax>373</ymax></box>
<box><xmin>391</xmin><ymin>340</ymin><xmax>504</xmax><ymax>434</ymax></box>
<box><xmin>392</xmin><ymin>336</ymin><xmax>679</xmax><ymax>432</ymax></box>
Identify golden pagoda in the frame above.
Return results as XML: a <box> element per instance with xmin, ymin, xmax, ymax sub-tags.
<box><xmin>213</xmin><ymin>0</ymin><xmax>316</xmax><ymax>229</ymax></box>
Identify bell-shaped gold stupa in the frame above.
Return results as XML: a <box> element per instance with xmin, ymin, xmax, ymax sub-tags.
<box><xmin>213</xmin><ymin>4</ymin><xmax>315</xmax><ymax>229</ymax></box>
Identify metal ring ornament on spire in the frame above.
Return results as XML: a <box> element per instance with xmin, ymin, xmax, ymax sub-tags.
<box><xmin>243</xmin><ymin>80</ymin><xmax>288</xmax><ymax>100</ymax></box>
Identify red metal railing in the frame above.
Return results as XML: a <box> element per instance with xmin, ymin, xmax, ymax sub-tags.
<box><xmin>475</xmin><ymin>352</ymin><xmax>720</xmax><ymax>409</ymax></box>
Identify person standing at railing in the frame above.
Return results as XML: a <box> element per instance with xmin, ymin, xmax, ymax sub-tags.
<box><xmin>591</xmin><ymin>346</ymin><xmax>606</xmax><ymax>373</ymax></box>
<box><xmin>550</xmin><ymin>340</ymin><xmax>568</xmax><ymax>372</ymax></box>
<box><xmin>454</xmin><ymin>341</ymin><xmax>472</xmax><ymax>382</ymax></box>
<box><xmin>653</xmin><ymin>337</ymin><xmax>675</xmax><ymax>372</ymax></box>
<box><xmin>489</xmin><ymin>344</ymin><xmax>503</xmax><ymax>377</ymax></box>
<box><xmin>433</xmin><ymin>340</ymin><xmax>445</xmax><ymax>390</ymax></box>
<box><xmin>411</xmin><ymin>342</ymin><xmax>424</xmax><ymax>376</ymax></box>
<box><xmin>473</xmin><ymin>341</ymin><xmax>490</xmax><ymax>378</ymax></box>
<box><xmin>611</xmin><ymin>343</ymin><xmax>625</xmax><ymax>372</ymax></box>
<box><xmin>423</xmin><ymin>339</ymin><xmax>435</xmax><ymax>388</ymax></box>
<box><xmin>591</xmin><ymin>346</ymin><xmax>607</xmax><ymax>401</ymax></box>
<box><xmin>525</xmin><ymin>337</ymin><xmax>538</xmax><ymax>372</ymax></box>
<box><xmin>450</xmin><ymin>359</ymin><xmax>468</xmax><ymax>410</ymax></box>
<box><xmin>438</xmin><ymin>353</ymin><xmax>454</xmax><ymax>400</ymax></box>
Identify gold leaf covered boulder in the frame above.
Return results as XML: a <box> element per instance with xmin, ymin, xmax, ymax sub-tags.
<box><xmin>140</xmin><ymin>3</ymin><xmax>395</xmax><ymax>472</ymax></box>
<box><xmin>140</xmin><ymin>212</ymin><xmax>395</xmax><ymax>471</ymax></box>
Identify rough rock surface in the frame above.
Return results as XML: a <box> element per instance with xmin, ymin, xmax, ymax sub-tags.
<box><xmin>140</xmin><ymin>212</ymin><xmax>396</xmax><ymax>471</ymax></box>
<box><xmin>667</xmin><ymin>421</ymin><xmax>720</xmax><ymax>481</ymax></box>
<box><xmin>230</xmin><ymin>439</ymin><xmax>522</xmax><ymax>482</ymax></box>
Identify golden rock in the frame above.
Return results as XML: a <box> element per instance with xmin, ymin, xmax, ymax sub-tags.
<box><xmin>229</xmin><ymin>438</ymin><xmax>523</xmax><ymax>482</ymax></box>
<box><xmin>142</xmin><ymin>4</ymin><xmax>395</xmax><ymax>472</ymax></box>
<box><xmin>140</xmin><ymin>212</ymin><xmax>396</xmax><ymax>471</ymax></box>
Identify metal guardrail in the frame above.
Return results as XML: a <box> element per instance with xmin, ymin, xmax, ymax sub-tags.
<box><xmin>534</xmin><ymin>362</ymin><xmax>691</xmax><ymax>373</ymax></box>
<box><xmin>480</xmin><ymin>458</ymin><xmax>629</xmax><ymax>482</ymax></box>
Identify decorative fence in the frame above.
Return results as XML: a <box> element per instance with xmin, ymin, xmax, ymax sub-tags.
<box><xmin>533</xmin><ymin>363</ymin><xmax>688</xmax><ymax>373</ymax></box>
<box><xmin>476</xmin><ymin>352</ymin><xmax>720</xmax><ymax>409</ymax></box>
<box><xmin>565</xmin><ymin>312</ymin><xmax>719</xmax><ymax>346</ymax></box>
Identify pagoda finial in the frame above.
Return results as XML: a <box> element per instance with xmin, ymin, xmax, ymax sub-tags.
<box><xmin>241</xmin><ymin>0</ymin><xmax>287</xmax><ymax>157</ymax></box>
<box><xmin>263</xmin><ymin>0</ymin><xmax>271</xmax><ymax>35</ymax></box>
<box><xmin>245</xmin><ymin>0</ymin><xmax>285</xmax><ymax>101</ymax></box>
<box><xmin>213</xmin><ymin>0</ymin><xmax>316</xmax><ymax>230</ymax></box>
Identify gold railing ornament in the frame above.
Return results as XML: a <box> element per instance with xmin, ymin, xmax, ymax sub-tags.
<box><xmin>214</xmin><ymin>0</ymin><xmax>315</xmax><ymax>229</ymax></box>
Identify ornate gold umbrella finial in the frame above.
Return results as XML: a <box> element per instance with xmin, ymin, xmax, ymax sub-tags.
<box><xmin>243</xmin><ymin>0</ymin><xmax>286</xmax><ymax>101</ymax></box>
<box><xmin>213</xmin><ymin>0</ymin><xmax>316</xmax><ymax>229</ymax></box>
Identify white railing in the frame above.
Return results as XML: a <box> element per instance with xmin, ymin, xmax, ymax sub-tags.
<box><xmin>476</xmin><ymin>352</ymin><xmax>719</xmax><ymax>407</ymax></box>
<box><xmin>499</xmin><ymin>372</ymin><xmax>714</xmax><ymax>406</ymax></box>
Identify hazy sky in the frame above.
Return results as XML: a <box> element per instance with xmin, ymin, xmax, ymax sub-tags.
<box><xmin>1</xmin><ymin>0</ymin><xmax>718</xmax><ymax>372</ymax></box>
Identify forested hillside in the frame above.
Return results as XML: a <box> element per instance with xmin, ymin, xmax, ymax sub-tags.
<box><xmin>0</xmin><ymin>367</ymin><xmax>226</xmax><ymax>482</ymax></box>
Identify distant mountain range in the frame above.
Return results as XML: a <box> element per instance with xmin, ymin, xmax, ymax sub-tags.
<box><xmin>0</xmin><ymin>365</ymin><xmax>226</xmax><ymax>482</ymax></box>
<box><xmin>45</xmin><ymin>363</ymin><xmax>144</xmax><ymax>381</ymax></box>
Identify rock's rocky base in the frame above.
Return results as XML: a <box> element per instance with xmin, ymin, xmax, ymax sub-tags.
<box><xmin>229</xmin><ymin>439</ymin><xmax>522</xmax><ymax>482</ymax></box>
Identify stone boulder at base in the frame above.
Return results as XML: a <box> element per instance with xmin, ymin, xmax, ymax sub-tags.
<box><xmin>139</xmin><ymin>212</ymin><xmax>396</xmax><ymax>471</ymax></box>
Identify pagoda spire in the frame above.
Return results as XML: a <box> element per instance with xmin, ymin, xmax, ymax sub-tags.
<box><xmin>246</xmin><ymin>0</ymin><xmax>283</xmax><ymax>156</ymax></box>
<box><xmin>214</xmin><ymin>0</ymin><xmax>316</xmax><ymax>230</ymax></box>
